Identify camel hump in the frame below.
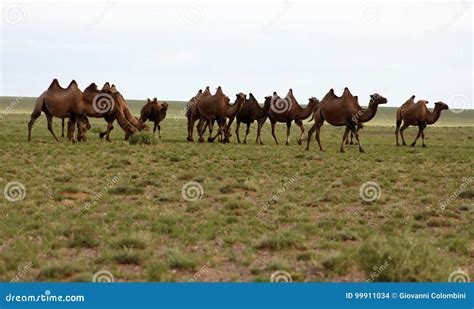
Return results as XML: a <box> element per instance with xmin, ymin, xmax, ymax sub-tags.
<box><xmin>85</xmin><ymin>82</ymin><xmax>98</xmax><ymax>93</ymax></box>
<box><xmin>102</xmin><ymin>82</ymin><xmax>111</xmax><ymax>91</ymax></box>
<box><xmin>273</xmin><ymin>91</ymin><xmax>277</xmax><ymax>96</ymax></box>
<box><xmin>215</xmin><ymin>86</ymin><xmax>224</xmax><ymax>95</ymax></box>
<box><xmin>249</xmin><ymin>93</ymin><xmax>255</xmax><ymax>99</ymax></box>
<box><xmin>342</xmin><ymin>87</ymin><xmax>354</xmax><ymax>98</ymax></box>
<box><xmin>67</xmin><ymin>80</ymin><xmax>78</xmax><ymax>89</ymax></box>
<box><xmin>48</xmin><ymin>78</ymin><xmax>61</xmax><ymax>90</ymax></box>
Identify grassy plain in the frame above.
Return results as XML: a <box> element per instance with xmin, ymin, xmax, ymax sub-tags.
<box><xmin>0</xmin><ymin>96</ymin><xmax>472</xmax><ymax>282</ymax></box>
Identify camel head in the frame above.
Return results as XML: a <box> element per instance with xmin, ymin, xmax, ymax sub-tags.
<box><xmin>235</xmin><ymin>93</ymin><xmax>246</xmax><ymax>105</ymax></box>
<box><xmin>434</xmin><ymin>101</ymin><xmax>449</xmax><ymax>110</ymax></box>
<box><xmin>369</xmin><ymin>93</ymin><xmax>388</xmax><ymax>105</ymax></box>
<box><xmin>308</xmin><ymin>97</ymin><xmax>321</xmax><ymax>108</ymax></box>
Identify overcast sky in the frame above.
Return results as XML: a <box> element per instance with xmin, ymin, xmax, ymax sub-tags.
<box><xmin>0</xmin><ymin>0</ymin><xmax>472</xmax><ymax>109</ymax></box>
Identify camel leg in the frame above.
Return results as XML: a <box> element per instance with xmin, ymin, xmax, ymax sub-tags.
<box><xmin>295</xmin><ymin>119</ymin><xmax>305</xmax><ymax>145</ymax></box>
<box><xmin>421</xmin><ymin>124</ymin><xmax>427</xmax><ymax>147</ymax></box>
<box><xmin>46</xmin><ymin>114</ymin><xmax>60</xmax><ymax>142</ymax></box>
<box><xmin>315</xmin><ymin>123</ymin><xmax>324</xmax><ymax>151</ymax></box>
<box><xmin>236</xmin><ymin>121</ymin><xmax>241</xmax><ymax>143</ymax></box>
<box><xmin>411</xmin><ymin>124</ymin><xmax>423</xmax><ymax>147</ymax></box>
<box><xmin>158</xmin><ymin>123</ymin><xmax>162</xmax><ymax>140</ymax></box>
<box><xmin>305</xmin><ymin>123</ymin><xmax>316</xmax><ymax>151</ymax></box>
<box><xmin>399</xmin><ymin>123</ymin><xmax>409</xmax><ymax>146</ymax></box>
<box><xmin>395</xmin><ymin>119</ymin><xmax>402</xmax><ymax>146</ymax></box>
<box><xmin>255</xmin><ymin>121</ymin><xmax>264</xmax><ymax>145</ymax></box>
<box><xmin>27</xmin><ymin>112</ymin><xmax>41</xmax><ymax>142</ymax></box>
<box><xmin>204</xmin><ymin>120</ymin><xmax>217</xmax><ymax>142</ymax></box>
<box><xmin>352</xmin><ymin>127</ymin><xmax>364</xmax><ymax>153</ymax></box>
<box><xmin>285</xmin><ymin>121</ymin><xmax>291</xmax><ymax>145</ymax></box>
<box><xmin>340</xmin><ymin>126</ymin><xmax>351</xmax><ymax>153</ymax></box>
<box><xmin>187</xmin><ymin>117</ymin><xmax>196</xmax><ymax>142</ymax></box>
<box><xmin>197</xmin><ymin>120</ymin><xmax>206</xmax><ymax>143</ymax></box>
<box><xmin>66</xmin><ymin>114</ymin><xmax>77</xmax><ymax>143</ymax></box>
<box><xmin>243</xmin><ymin>123</ymin><xmax>250</xmax><ymax>144</ymax></box>
<box><xmin>61</xmin><ymin>118</ymin><xmax>65</xmax><ymax>138</ymax></box>
<box><xmin>270</xmin><ymin>119</ymin><xmax>278</xmax><ymax>145</ymax></box>
<box><xmin>153</xmin><ymin>122</ymin><xmax>157</xmax><ymax>133</ymax></box>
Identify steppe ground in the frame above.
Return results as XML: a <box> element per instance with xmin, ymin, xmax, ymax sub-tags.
<box><xmin>0</xmin><ymin>96</ymin><xmax>473</xmax><ymax>282</ymax></box>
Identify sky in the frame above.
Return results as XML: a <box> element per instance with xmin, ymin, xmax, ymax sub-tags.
<box><xmin>0</xmin><ymin>0</ymin><xmax>472</xmax><ymax>109</ymax></box>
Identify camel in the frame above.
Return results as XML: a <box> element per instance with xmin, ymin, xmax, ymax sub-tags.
<box><xmin>97</xmin><ymin>83</ymin><xmax>146</xmax><ymax>141</ymax></box>
<box><xmin>268</xmin><ymin>89</ymin><xmax>320</xmax><ymax>145</ymax></box>
<box><xmin>28</xmin><ymin>79</ymin><xmax>89</xmax><ymax>142</ymax></box>
<box><xmin>140</xmin><ymin>98</ymin><xmax>168</xmax><ymax>139</ymax></box>
<box><xmin>235</xmin><ymin>93</ymin><xmax>271</xmax><ymax>144</ymax></box>
<box><xmin>306</xmin><ymin>88</ymin><xmax>387</xmax><ymax>152</ymax></box>
<box><xmin>196</xmin><ymin>87</ymin><xmax>245</xmax><ymax>143</ymax></box>
<box><xmin>395</xmin><ymin>96</ymin><xmax>449</xmax><ymax>147</ymax></box>
<box><xmin>186</xmin><ymin>87</ymin><xmax>213</xmax><ymax>142</ymax></box>
<box><xmin>28</xmin><ymin>79</ymin><xmax>138</xmax><ymax>142</ymax></box>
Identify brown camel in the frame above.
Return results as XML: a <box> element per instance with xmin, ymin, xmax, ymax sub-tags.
<box><xmin>235</xmin><ymin>93</ymin><xmax>271</xmax><ymax>144</ymax></box>
<box><xmin>140</xmin><ymin>98</ymin><xmax>169</xmax><ymax>139</ymax></box>
<box><xmin>28</xmin><ymin>79</ymin><xmax>90</xmax><ymax>142</ymax></box>
<box><xmin>268</xmin><ymin>89</ymin><xmax>320</xmax><ymax>145</ymax></box>
<box><xmin>97</xmin><ymin>83</ymin><xmax>146</xmax><ymax>141</ymax></box>
<box><xmin>306</xmin><ymin>88</ymin><xmax>387</xmax><ymax>152</ymax></box>
<box><xmin>186</xmin><ymin>86</ymin><xmax>212</xmax><ymax>142</ymax></box>
<box><xmin>395</xmin><ymin>96</ymin><xmax>449</xmax><ymax>147</ymax></box>
<box><xmin>196</xmin><ymin>87</ymin><xmax>245</xmax><ymax>143</ymax></box>
<box><xmin>28</xmin><ymin>79</ymin><xmax>138</xmax><ymax>142</ymax></box>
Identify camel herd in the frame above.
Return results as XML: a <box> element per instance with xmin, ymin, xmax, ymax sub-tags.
<box><xmin>27</xmin><ymin>79</ymin><xmax>450</xmax><ymax>152</ymax></box>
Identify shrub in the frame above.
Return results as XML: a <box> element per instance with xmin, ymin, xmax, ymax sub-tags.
<box><xmin>129</xmin><ymin>131</ymin><xmax>158</xmax><ymax>145</ymax></box>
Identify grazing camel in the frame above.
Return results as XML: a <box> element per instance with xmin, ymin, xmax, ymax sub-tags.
<box><xmin>196</xmin><ymin>87</ymin><xmax>246</xmax><ymax>143</ymax></box>
<box><xmin>235</xmin><ymin>93</ymin><xmax>271</xmax><ymax>144</ymax></box>
<box><xmin>97</xmin><ymin>83</ymin><xmax>146</xmax><ymax>141</ymax></box>
<box><xmin>28</xmin><ymin>79</ymin><xmax>138</xmax><ymax>142</ymax></box>
<box><xmin>140</xmin><ymin>98</ymin><xmax>168</xmax><ymax>139</ymax></box>
<box><xmin>395</xmin><ymin>96</ymin><xmax>449</xmax><ymax>147</ymax></box>
<box><xmin>306</xmin><ymin>88</ymin><xmax>387</xmax><ymax>152</ymax></box>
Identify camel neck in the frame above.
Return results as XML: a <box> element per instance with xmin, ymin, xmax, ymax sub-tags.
<box><xmin>358</xmin><ymin>103</ymin><xmax>378</xmax><ymax>123</ymax></box>
<box><xmin>426</xmin><ymin>107</ymin><xmax>443</xmax><ymax>124</ymax></box>
<box><xmin>296</xmin><ymin>102</ymin><xmax>315</xmax><ymax>120</ymax></box>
